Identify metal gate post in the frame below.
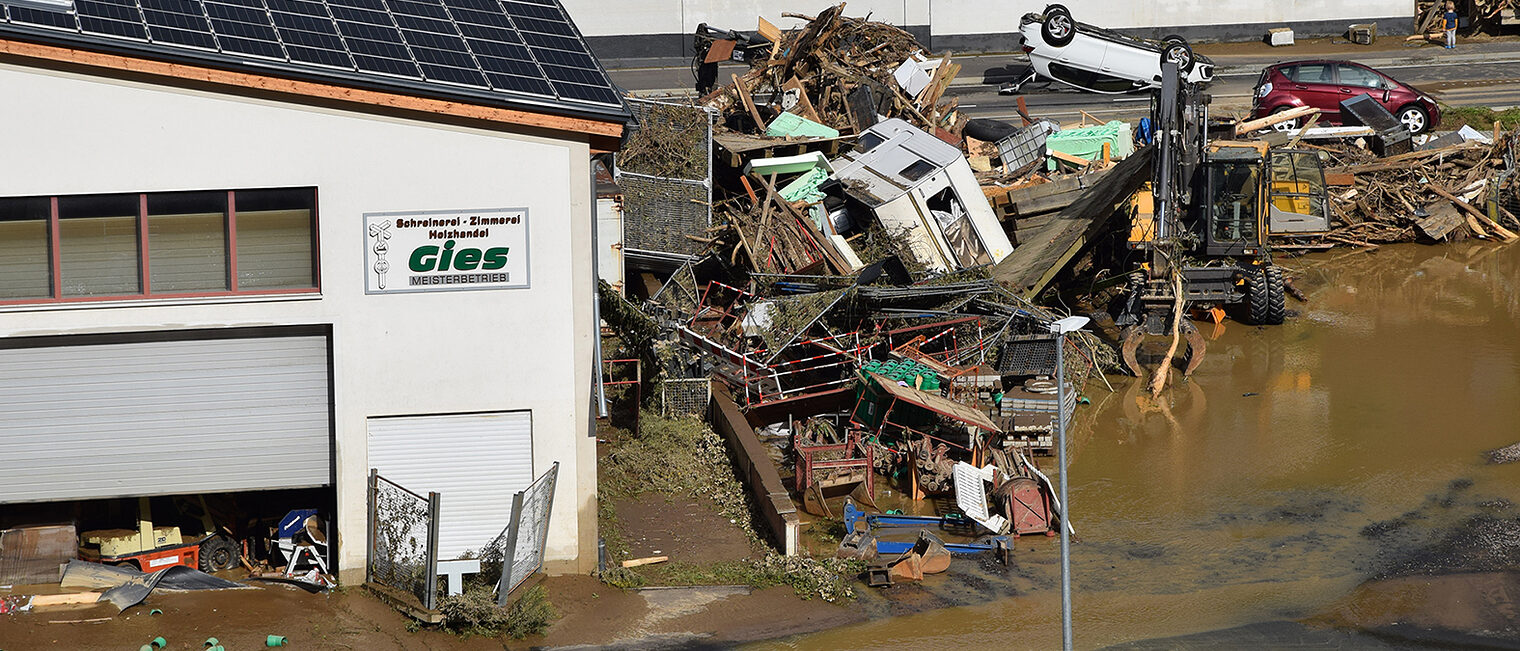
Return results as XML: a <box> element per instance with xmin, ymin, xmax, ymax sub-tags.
<box><xmin>366</xmin><ymin>469</ymin><xmax>378</xmax><ymax>585</ymax></box>
<box><xmin>495</xmin><ymin>490</ymin><xmax>526</xmax><ymax>607</ymax></box>
<box><xmin>424</xmin><ymin>491</ymin><xmax>441</xmax><ymax>611</ymax></box>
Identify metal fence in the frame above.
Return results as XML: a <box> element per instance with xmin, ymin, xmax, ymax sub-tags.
<box><xmin>367</xmin><ymin>470</ymin><xmax>440</xmax><ymax>610</ymax></box>
<box><xmin>662</xmin><ymin>377</ymin><xmax>712</xmax><ymax>416</ymax></box>
<box><xmin>489</xmin><ymin>462</ymin><xmax>559</xmax><ymax>605</ymax></box>
<box><xmin>615</xmin><ymin>98</ymin><xmax>717</xmax><ymax>261</ymax></box>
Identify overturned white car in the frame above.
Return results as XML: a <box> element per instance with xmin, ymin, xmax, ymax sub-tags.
<box><xmin>1009</xmin><ymin>4</ymin><xmax>1214</xmax><ymax>94</ymax></box>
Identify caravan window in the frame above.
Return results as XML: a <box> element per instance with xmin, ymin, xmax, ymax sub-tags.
<box><xmin>900</xmin><ymin>160</ymin><xmax>936</xmax><ymax>181</ymax></box>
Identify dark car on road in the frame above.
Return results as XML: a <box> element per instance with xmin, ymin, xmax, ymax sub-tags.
<box><xmin>1251</xmin><ymin>60</ymin><xmax>1440</xmax><ymax>134</ymax></box>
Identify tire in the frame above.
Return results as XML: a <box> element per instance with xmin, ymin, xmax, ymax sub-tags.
<box><xmin>963</xmin><ymin>117</ymin><xmax>1020</xmax><ymax>142</ymax></box>
<box><xmin>1263</xmin><ymin>265</ymin><xmax>1287</xmax><ymax>325</ymax></box>
<box><xmin>1161</xmin><ymin>40</ymin><xmax>1195</xmax><ymax>74</ymax></box>
<box><xmin>1246</xmin><ymin>266</ymin><xmax>1286</xmax><ymax>325</ymax></box>
<box><xmin>1041</xmin><ymin>4</ymin><xmax>1075</xmax><ymax>47</ymax></box>
<box><xmin>1396</xmin><ymin>104</ymin><xmax>1430</xmax><ymax>134</ymax></box>
<box><xmin>1270</xmin><ymin>105</ymin><xmax>1300</xmax><ymax>133</ymax></box>
<box><xmin>1162</xmin><ymin>34</ymin><xmax>1187</xmax><ymax>46</ymax></box>
<box><xmin>199</xmin><ymin>535</ymin><xmax>240</xmax><ymax>573</ymax></box>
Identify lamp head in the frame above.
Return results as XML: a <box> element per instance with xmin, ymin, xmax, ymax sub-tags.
<box><xmin>1049</xmin><ymin>316</ymin><xmax>1091</xmax><ymax>334</ymax></box>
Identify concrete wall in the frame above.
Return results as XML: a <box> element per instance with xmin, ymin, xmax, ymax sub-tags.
<box><xmin>0</xmin><ymin>61</ymin><xmax>598</xmax><ymax>580</ymax></box>
<box><xmin>566</xmin><ymin>0</ymin><xmax>1412</xmax><ymax>60</ymax></box>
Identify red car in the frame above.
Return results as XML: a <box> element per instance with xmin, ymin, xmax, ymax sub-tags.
<box><xmin>1251</xmin><ymin>60</ymin><xmax>1440</xmax><ymax>134</ymax></box>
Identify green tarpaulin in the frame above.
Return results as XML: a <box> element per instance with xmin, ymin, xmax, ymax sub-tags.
<box><xmin>1046</xmin><ymin>120</ymin><xmax>1134</xmax><ymax>170</ymax></box>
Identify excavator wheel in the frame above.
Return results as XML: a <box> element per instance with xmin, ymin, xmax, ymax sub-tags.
<box><xmin>1263</xmin><ymin>266</ymin><xmax>1287</xmax><ymax>325</ymax></box>
<box><xmin>1245</xmin><ymin>266</ymin><xmax>1286</xmax><ymax>325</ymax></box>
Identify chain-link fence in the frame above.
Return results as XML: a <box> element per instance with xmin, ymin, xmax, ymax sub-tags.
<box><xmin>615</xmin><ymin>98</ymin><xmax>717</xmax><ymax>262</ymax></box>
<box><xmin>367</xmin><ymin>470</ymin><xmax>440</xmax><ymax>610</ymax></box>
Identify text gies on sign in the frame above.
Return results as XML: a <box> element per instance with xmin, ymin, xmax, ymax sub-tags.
<box><xmin>365</xmin><ymin>208</ymin><xmax>530</xmax><ymax>293</ymax></box>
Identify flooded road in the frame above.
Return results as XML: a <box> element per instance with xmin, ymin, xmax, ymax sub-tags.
<box><xmin>758</xmin><ymin>241</ymin><xmax>1520</xmax><ymax>649</ymax></box>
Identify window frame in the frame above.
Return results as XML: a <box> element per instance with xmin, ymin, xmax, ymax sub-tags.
<box><xmin>0</xmin><ymin>187</ymin><xmax>320</xmax><ymax>306</ymax></box>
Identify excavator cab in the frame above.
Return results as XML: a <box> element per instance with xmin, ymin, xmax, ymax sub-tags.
<box><xmin>1197</xmin><ymin>146</ymin><xmax>1267</xmax><ymax>257</ymax></box>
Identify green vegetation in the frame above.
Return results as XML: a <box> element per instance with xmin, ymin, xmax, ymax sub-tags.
<box><xmin>1438</xmin><ymin>105</ymin><xmax>1520</xmax><ymax>132</ymax></box>
<box><xmin>595</xmin><ymin>412</ymin><xmax>863</xmax><ymax>601</ymax></box>
<box><xmin>437</xmin><ymin>585</ymin><xmax>557</xmax><ymax>639</ymax></box>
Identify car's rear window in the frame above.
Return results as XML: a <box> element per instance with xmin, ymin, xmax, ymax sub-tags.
<box><xmin>1274</xmin><ymin>65</ymin><xmax>1297</xmax><ymax>81</ymax></box>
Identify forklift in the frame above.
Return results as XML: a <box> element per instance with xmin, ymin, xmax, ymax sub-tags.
<box><xmin>77</xmin><ymin>496</ymin><xmax>241</xmax><ymax>573</ymax></box>
<box><xmin>1114</xmin><ymin>61</ymin><xmax>1323</xmax><ymax>379</ymax></box>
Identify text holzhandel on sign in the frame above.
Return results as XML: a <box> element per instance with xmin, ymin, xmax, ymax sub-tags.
<box><xmin>364</xmin><ymin>208</ymin><xmax>530</xmax><ymax>293</ymax></box>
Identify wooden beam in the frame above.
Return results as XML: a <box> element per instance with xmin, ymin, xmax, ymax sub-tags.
<box><xmin>0</xmin><ymin>37</ymin><xmax>625</xmax><ymax>139</ymax></box>
<box><xmin>1050</xmin><ymin>150</ymin><xmax>1091</xmax><ymax>169</ymax></box>
<box><xmin>732</xmin><ymin>72</ymin><xmax>767</xmax><ymax>131</ymax></box>
<box><xmin>1233</xmin><ymin>106</ymin><xmax>1317</xmax><ymax>136</ymax></box>
<box><xmin>1431</xmin><ymin>185</ymin><xmax>1518</xmax><ymax>241</ymax></box>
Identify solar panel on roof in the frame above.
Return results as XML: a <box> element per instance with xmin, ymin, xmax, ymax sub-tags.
<box><xmin>0</xmin><ymin>0</ymin><xmax>624</xmax><ymax>117</ymax></box>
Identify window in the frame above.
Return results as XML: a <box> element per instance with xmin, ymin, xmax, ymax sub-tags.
<box><xmin>0</xmin><ymin>187</ymin><xmax>318</xmax><ymax>305</ymax></box>
<box><xmin>1289</xmin><ymin>64</ymin><xmax>1333</xmax><ymax>84</ymax></box>
<box><xmin>899</xmin><ymin>159</ymin><xmax>937</xmax><ymax>182</ymax></box>
<box><xmin>0</xmin><ymin>197</ymin><xmax>51</xmax><ymax>300</ymax></box>
<box><xmin>1336</xmin><ymin>64</ymin><xmax>1383</xmax><ymax>89</ymax></box>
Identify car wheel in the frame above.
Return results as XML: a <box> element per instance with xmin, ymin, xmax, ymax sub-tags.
<box><xmin>1270</xmin><ymin>106</ymin><xmax>1300</xmax><ymax>132</ymax></box>
<box><xmin>1396</xmin><ymin>105</ymin><xmax>1430</xmax><ymax>134</ymax></box>
<box><xmin>1041</xmin><ymin>4</ymin><xmax>1075</xmax><ymax>47</ymax></box>
<box><xmin>1161</xmin><ymin>40</ymin><xmax>1194</xmax><ymax>74</ymax></box>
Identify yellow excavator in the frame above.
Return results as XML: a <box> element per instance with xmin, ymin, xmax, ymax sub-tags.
<box><xmin>1114</xmin><ymin>61</ymin><xmax>1328</xmax><ymax>379</ymax></box>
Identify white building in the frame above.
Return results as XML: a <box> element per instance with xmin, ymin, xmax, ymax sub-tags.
<box><xmin>0</xmin><ymin>0</ymin><xmax>626</xmax><ymax>582</ymax></box>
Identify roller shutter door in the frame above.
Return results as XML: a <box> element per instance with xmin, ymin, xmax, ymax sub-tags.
<box><xmin>367</xmin><ymin>412</ymin><xmax>533</xmax><ymax>559</ymax></box>
<box><xmin>0</xmin><ymin>335</ymin><xmax>331</xmax><ymax>503</ymax></box>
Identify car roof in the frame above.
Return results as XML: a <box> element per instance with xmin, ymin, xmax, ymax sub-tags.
<box><xmin>1268</xmin><ymin>59</ymin><xmax>1371</xmax><ymax>68</ymax></box>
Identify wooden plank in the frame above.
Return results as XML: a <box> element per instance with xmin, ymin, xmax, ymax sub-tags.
<box><xmin>1286</xmin><ymin>113</ymin><xmax>1320</xmax><ymax>148</ymax></box>
<box><xmin>621</xmin><ymin>555</ymin><xmax>669</xmax><ymax>568</ymax></box>
<box><xmin>1000</xmin><ymin>168</ymin><xmax>1110</xmax><ymax>205</ymax></box>
<box><xmin>29</xmin><ymin>592</ymin><xmax>102</xmax><ymax>607</ymax></box>
<box><xmin>1430</xmin><ymin>185</ymin><xmax>1519</xmax><ymax>241</ymax></box>
<box><xmin>991</xmin><ymin>146</ymin><xmax>1153</xmax><ymax>297</ymax></box>
<box><xmin>1015</xmin><ymin>96</ymin><xmax>1033</xmax><ymax>125</ymax></box>
<box><xmin>0</xmin><ymin>37</ymin><xmax>625</xmax><ymax>140</ymax></box>
<box><xmin>732</xmin><ymin>73</ymin><xmax>767</xmax><ymax>130</ymax></box>
<box><xmin>1233</xmin><ymin>106</ymin><xmax>1317</xmax><ymax>136</ymax></box>
<box><xmin>1050</xmin><ymin>150</ymin><xmax>1090</xmax><ymax>170</ymax></box>
<box><xmin>1324</xmin><ymin>172</ymin><xmax>1356</xmax><ymax>186</ymax></box>
<box><xmin>1416</xmin><ymin>201</ymin><xmax>1463</xmax><ymax>240</ymax></box>
<box><xmin>1012</xmin><ymin>190</ymin><xmax>1083</xmax><ymax>217</ymax></box>
<box><xmin>781</xmin><ymin>77</ymin><xmax>822</xmax><ymax>123</ymax></box>
<box><xmin>756</xmin><ymin>16</ymin><xmax>782</xmax><ymax>58</ymax></box>
<box><xmin>1467</xmin><ymin>214</ymin><xmax>1490</xmax><ymax>238</ymax></box>
<box><xmin>703</xmin><ymin>39</ymin><xmax>736</xmax><ymax>64</ymax></box>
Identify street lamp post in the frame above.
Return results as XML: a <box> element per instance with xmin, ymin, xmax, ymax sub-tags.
<box><xmin>1049</xmin><ymin>315</ymin><xmax>1089</xmax><ymax>651</ymax></box>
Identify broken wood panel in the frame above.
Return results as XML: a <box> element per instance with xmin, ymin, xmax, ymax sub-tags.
<box><xmin>991</xmin><ymin>146</ymin><xmax>1154</xmax><ymax>298</ymax></box>
<box><xmin>1001</xmin><ymin>168</ymin><xmax>1112</xmax><ymax>205</ymax></box>
<box><xmin>1416</xmin><ymin>201</ymin><xmax>1463</xmax><ymax>240</ymax></box>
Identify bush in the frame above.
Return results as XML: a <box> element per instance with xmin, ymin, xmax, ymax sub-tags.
<box><xmin>438</xmin><ymin>584</ymin><xmax>557</xmax><ymax>639</ymax></box>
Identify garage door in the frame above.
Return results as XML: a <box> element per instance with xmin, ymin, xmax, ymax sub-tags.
<box><xmin>0</xmin><ymin>335</ymin><xmax>331</xmax><ymax>503</ymax></box>
<box><xmin>367</xmin><ymin>412</ymin><xmax>533</xmax><ymax>559</ymax></box>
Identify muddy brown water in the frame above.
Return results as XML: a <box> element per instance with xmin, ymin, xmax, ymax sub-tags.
<box><xmin>755</xmin><ymin>241</ymin><xmax>1520</xmax><ymax>649</ymax></box>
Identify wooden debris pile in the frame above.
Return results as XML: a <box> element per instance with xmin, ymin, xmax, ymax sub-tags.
<box><xmin>1320</xmin><ymin>131</ymin><xmax>1520</xmax><ymax>246</ymax></box>
<box><xmin>702</xmin><ymin>4</ymin><xmax>962</xmax><ymax>137</ymax></box>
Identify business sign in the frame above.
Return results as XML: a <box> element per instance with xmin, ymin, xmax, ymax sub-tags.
<box><xmin>364</xmin><ymin>208</ymin><xmax>530</xmax><ymax>294</ymax></box>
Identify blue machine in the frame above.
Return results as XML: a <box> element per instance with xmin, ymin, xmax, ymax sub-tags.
<box><xmin>841</xmin><ymin>500</ymin><xmax>1011</xmax><ymax>556</ymax></box>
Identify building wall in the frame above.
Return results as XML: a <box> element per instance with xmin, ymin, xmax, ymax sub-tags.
<box><xmin>567</xmin><ymin>0</ymin><xmax>1411</xmax><ymax>59</ymax></box>
<box><xmin>0</xmin><ymin>61</ymin><xmax>598</xmax><ymax>579</ymax></box>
